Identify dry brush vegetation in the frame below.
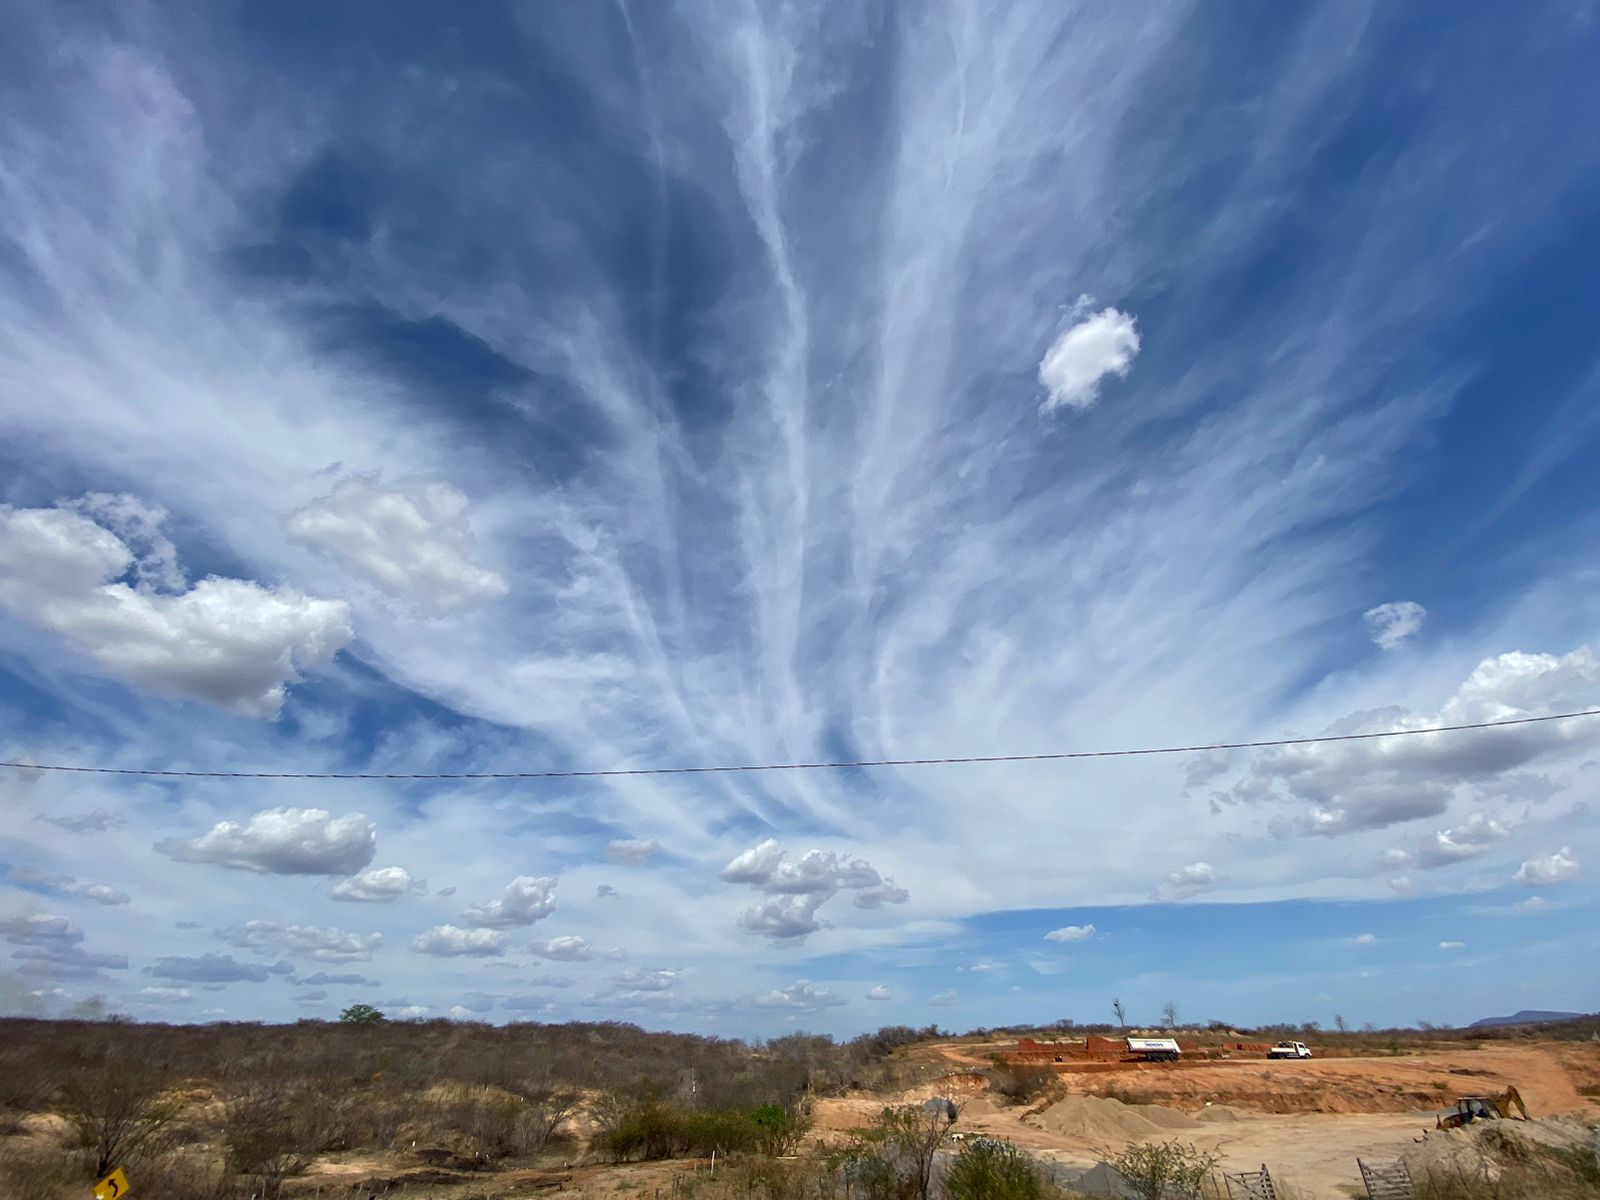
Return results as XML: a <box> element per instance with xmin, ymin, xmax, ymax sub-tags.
<box><xmin>2</xmin><ymin>1015</ymin><xmax>1597</xmax><ymax>1200</ymax></box>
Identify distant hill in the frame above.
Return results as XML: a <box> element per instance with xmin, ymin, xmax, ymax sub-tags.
<box><xmin>1469</xmin><ymin>1009</ymin><xmax>1583</xmax><ymax>1028</ymax></box>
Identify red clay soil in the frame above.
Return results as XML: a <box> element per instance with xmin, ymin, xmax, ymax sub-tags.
<box><xmin>1050</xmin><ymin>1043</ymin><xmax>1599</xmax><ymax>1116</ymax></box>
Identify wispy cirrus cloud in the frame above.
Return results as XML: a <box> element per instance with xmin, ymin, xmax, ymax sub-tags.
<box><xmin>0</xmin><ymin>0</ymin><xmax>1595</xmax><ymax>1032</ymax></box>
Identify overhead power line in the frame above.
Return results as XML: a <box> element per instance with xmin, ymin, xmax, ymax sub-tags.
<box><xmin>2</xmin><ymin>708</ymin><xmax>1597</xmax><ymax>782</ymax></box>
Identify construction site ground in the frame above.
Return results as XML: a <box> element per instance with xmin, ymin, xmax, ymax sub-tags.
<box><xmin>811</xmin><ymin>1037</ymin><xmax>1600</xmax><ymax>1200</ymax></box>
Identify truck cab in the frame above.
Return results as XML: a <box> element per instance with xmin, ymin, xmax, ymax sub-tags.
<box><xmin>1267</xmin><ymin>1041</ymin><xmax>1313</xmax><ymax>1059</ymax></box>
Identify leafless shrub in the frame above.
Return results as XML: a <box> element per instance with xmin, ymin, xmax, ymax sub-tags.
<box><xmin>56</xmin><ymin>1063</ymin><xmax>185</xmax><ymax>1178</ymax></box>
<box><xmin>222</xmin><ymin>1082</ymin><xmax>316</xmax><ymax>1199</ymax></box>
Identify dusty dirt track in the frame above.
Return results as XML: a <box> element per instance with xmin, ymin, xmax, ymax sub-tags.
<box><xmin>811</xmin><ymin>1038</ymin><xmax>1600</xmax><ymax>1200</ymax></box>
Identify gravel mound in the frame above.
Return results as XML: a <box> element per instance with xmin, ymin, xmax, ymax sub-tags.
<box><xmin>1031</xmin><ymin>1094</ymin><xmax>1200</xmax><ymax>1143</ymax></box>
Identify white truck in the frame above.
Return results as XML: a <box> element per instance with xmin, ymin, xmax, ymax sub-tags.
<box><xmin>1125</xmin><ymin>1037</ymin><xmax>1182</xmax><ymax>1062</ymax></box>
<box><xmin>1267</xmin><ymin>1041</ymin><xmax>1313</xmax><ymax>1059</ymax></box>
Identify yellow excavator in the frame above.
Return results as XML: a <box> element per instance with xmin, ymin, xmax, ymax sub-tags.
<box><xmin>1435</xmin><ymin>1086</ymin><xmax>1529</xmax><ymax>1129</ymax></box>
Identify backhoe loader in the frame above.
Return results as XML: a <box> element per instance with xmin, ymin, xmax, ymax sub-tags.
<box><xmin>1435</xmin><ymin>1085</ymin><xmax>1529</xmax><ymax>1129</ymax></box>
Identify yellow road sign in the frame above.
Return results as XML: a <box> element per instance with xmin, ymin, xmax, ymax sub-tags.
<box><xmin>93</xmin><ymin>1167</ymin><xmax>129</xmax><ymax>1199</ymax></box>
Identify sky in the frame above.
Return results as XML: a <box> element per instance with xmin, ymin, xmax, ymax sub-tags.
<box><xmin>1</xmin><ymin>1</ymin><xmax>1598</xmax><ymax>1037</ymax></box>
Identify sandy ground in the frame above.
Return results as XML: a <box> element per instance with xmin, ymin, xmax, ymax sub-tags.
<box><xmin>810</xmin><ymin>1039</ymin><xmax>1600</xmax><ymax>1200</ymax></box>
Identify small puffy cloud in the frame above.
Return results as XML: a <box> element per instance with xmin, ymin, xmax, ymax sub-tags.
<box><xmin>605</xmin><ymin>838</ymin><xmax>659</xmax><ymax>866</ymax></box>
<box><xmin>722</xmin><ymin>840</ymin><xmax>905</xmax><ymax>937</ymax></box>
<box><xmin>1045</xmin><ymin>924</ymin><xmax>1095</xmax><ymax>943</ymax></box>
<box><xmin>329</xmin><ymin>866</ymin><xmax>424</xmax><ymax>902</ymax></box>
<box><xmin>755</xmin><ymin>980</ymin><xmax>847</xmax><ymax>1012</ymax></box>
<box><xmin>596</xmin><ymin>884</ymin><xmax>618</xmax><ymax>899</ymax></box>
<box><xmin>1408</xmin><ymin>814</ymin><xmax>1512</xmax><ymax>869</ymax></box>
<box><xmin>1156</xmin><ymin>862</ymin><xmax>1215</xmax><ymax>901</ymax></box>
<box><xmin>738</xmin><ymin>894</ymin><xmax>827</xmax><ymax>942</ymax></box>
<box><xmin>436</xmin><ymin>886</ymin><xmax>457</xmax><ymax>897</ymax></box>
<box><xmin>1038</xmin><ymin>302</ymin><xmax>1140</xmax><ymax>413</ymax></box>
<box><xmin>867</xmin><ymin>985</ymin><xmax>893</xmax><ymax>1001</ymax></box>
<box><xmin>1439</xmin><ymin>941</ymin><xmax>1466</xmax><ymax>951</ymax></box>
<box><xmin>1351</xmin><ymin>933</ymin><xmax>1377</xmax><ymax>945</ymax></box>
<box><xmin>5</xmin><ymin>867</ymin><xmax>129</xmax><ymax>906</ymax></box>
<box><xmin>70</xmin><ymin>882</ymin><xmax>131</xmax><ymax>906</ymax></box>
<box><xmin>36</xmin><ymin>808</ymin><xmax>124</xmax><ymax>833</ymax></box>
<box><xmin>410</xmin><ymin>925</ymin><xmax>507</xmax><ymax>957</ymax></box>
<box><xmin>530</xmin><ymin>935</ymin><xmax>593</xmax><ymax>961</ymax></box>
<box><xmin>462</xmin><ymin>876</ymin><xmax>558</xmax><ymax>928</ymax></box>
<box><xmin>217</xmin><ymin>920</ymin><xmax>382</xmax><ymax>963</ymax></box>
<box><xmin>929</xmin><ymin>989</ymin><xmax>958</xmax><ymax>1007</ymax></box>
<box><xmin>854</xmin><ymin>880</ymin><xmax>911</xmax><ymax>909</ymax></box>
<box><xmin>0</xmin><ymin>501</ymin><xmax>351</xmax><ymax>717</ymax></box>
<box><xmin>292</xmin><ymin>971</ymin><xmax>378</xmax><ymax>987</ymax></box>
<box><xmin>1364</xmin><ymin>601</ymin><xmax>1427</xmax><ymax>650</ymax></box>
<box><xmin>292</xmin><ymin>990</ymin><xmax>328</xmax><ymax>1004</ymax></box>
<box><xmin>1512</xmin><ymin>847</ymin><xmax>1578</xmax><ymax>887</ymax></box>
<box><xmin>1511</xmin><ymin>895</ymin><xmax>1547</xmax><ymax>914</ymax></box>
<box><xmin>966</xmin><ymin>962</ymin><xmax>998</xmax><ymax>974</ymax></box>
<box><xmin>137</xmin><ymin>986</ymin><xmax>193</xmax><ymax>1003</ymax></box>
<box><xmin>145</xmin><ymin>953</ymin><xmax>273</xmax><ymax>983</ymax></box>
<box><xmin>721</xmin><ymin>840</ymin><xmax>785</xmax><ymax>886</ymax></box>
<box><xmin>611</xmin><ymin>968</ymin><xmax>677</xmax><ymax>993</ymax></box>
<box><xmin>285</xmin><ymin>477</ymin><xmax>507</xmax><ymax>615</ymax></box>
<box><xmin>157</xmin><ymin>807</ymin><xmax>376</xmax><ymax>876</ymax></box>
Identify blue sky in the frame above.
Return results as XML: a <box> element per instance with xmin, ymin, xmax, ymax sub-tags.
<box><xmin>1</xmin><ymin>0</ymin><xmax>1597</xmax><ymax>1034</ymax></box>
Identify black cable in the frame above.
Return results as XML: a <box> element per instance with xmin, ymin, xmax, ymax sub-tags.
<box><xmin>2</xmin><ymin>708</ymin><xmax>1596</xmax><ymax>781</ymax></box>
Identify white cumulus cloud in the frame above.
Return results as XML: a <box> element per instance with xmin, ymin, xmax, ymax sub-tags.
<box><xmin>1220</xmin><ymin>647</ymin><xmax>1600</xmax><ymax>835</ymax></box>
<box><xmin>1156</xmin><ymin>862</ymin><xmax>1215</xmax><ymax>901</ymax></box>
<box><xmin>737</xmin><ymin>894</ymin><xmax>828</xmax><ymax>942</ymax></box>
<box><xmin>1364</xmin><ymin>601</ymin><xmax>1427</xmax><ymax>650</ymax></box>
<box><xmin>157</xmin><ymin>807</ymin><xmax>376</xmax><ymax>876</ymax></box>
<box><xmin>530</xmin><ymin>935</ymin><xmax>592</xmax><ymax>961</ymax></box>
<box><xmin>0</xmin><ymin>501</ymin><xmax>351</xmax><ymax>717</ymax></box>
<box><xmin>329</xmin><ymin>866</ymin><xmax>425</xmax><ymax>902</ymax></box>
<box><xmin>866</xmin><ymin>985</ymin><xmax>893</xmax><ymax>1001</ymax></box>
<box><xmin>285</xmin><ymin>477</ymin><xmax>508</xmax><ymax>615</ymax></box>
<box><xmin>1037</xmin><ymin>302</ymin><xmax>1140</xmax><ymax>413</ymax></box>
<box><xmin>1512</xmin><ymin>847</ymin><xmax>1578</xmax><ymax>887</ymax></box>
<box><xmin>217</xmin><ymin>920</ymin><xmax>382</xmax><ymax>962</ymax></box>
<box><xmin>410</xmin><ymin>925</ymin><xmax>508</xmax><ymax>957</ymax></box>
<box><xmin>1045</xmin><ymin>924</ymin><xmax>1095</xmax><ymax>943</ymax></box>
<box><xmin>754</xmin><ymin>980</ymin><xmax>846</xmax><ymax>1011</ymax></box>
<box><xmin>462</xmin><ymin>875</ymin><xmax>558</xmax><ymax>928</ymax></box>
<box><xmin>721</xmin><ymin>840</ymin><xmax>907</xmax><ymax>939</ymax></box>
<box><xmin>1439</xmin><ymin>941</ymin><xmax>1465</xmax><ymax>951</ymax></box>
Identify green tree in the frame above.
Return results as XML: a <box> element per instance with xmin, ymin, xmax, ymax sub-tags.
<box><xmin>338</xmin><ymin>1003</ymin><xmax>385</xmax><ymax>1025</ymax></box>
<box><xmin>1110</xmin><ymin>1140</ymin><xmax>1222</xmax><ymax>1200</ymax></box>
<box><xmin>944</xmin><ymin>1137</ymin><xmax>1048</xmax><ymax>1200</ymax></box>
<box><xmin>750</xmin><ymin>1101</ymin><xmax>812</xmax><ymax>1156</ymax></box>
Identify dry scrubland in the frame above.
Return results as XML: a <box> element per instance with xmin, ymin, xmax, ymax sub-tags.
<box><xmin>0</xmin><ymin>1016</ymin><xmax>1597</xmax><ymax>1199</ymax></box>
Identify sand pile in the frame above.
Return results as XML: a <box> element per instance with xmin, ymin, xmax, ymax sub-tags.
<box><xmin>1031</xmin><ymin>1094</ymin><xmax>1200</xmax><ymax>1143</ymax></box>
<box><xmin>1195</xmin><ymin>1104</ymin><xmax>1248</xmax><ymax>1123</ymax></box>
